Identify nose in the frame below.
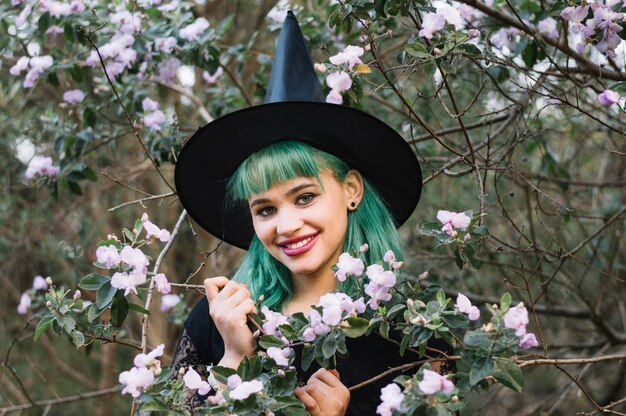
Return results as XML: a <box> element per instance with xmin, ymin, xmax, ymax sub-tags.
<box><xmin>276</xmin><ymin>208</ymin><xmax>303</xmax><ymax>236</ymax></box>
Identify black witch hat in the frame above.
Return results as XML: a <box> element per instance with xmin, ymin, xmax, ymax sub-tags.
<box><xmin>174</xmin><ymin>11</ymin><xmax>422</xmax><ymax>249</ymax></box>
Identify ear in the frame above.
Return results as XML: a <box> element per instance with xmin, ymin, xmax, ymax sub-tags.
<box><xmin>344</xmin><ymin>169</ymin><xmax>364</xmax><ymax>210</ymax></box>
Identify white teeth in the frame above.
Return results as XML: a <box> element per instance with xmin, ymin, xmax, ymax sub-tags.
<box><xmin>285</xmin><ymin>236</ymin><xmax>314</xmax><ymax>249</ymax></box>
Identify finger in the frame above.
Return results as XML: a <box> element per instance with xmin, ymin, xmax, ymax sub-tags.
<box><xmin>294</xmin><ymin>387</ymin><xmax>319</xmax><ymax>412</ymax></box>
<box><xmin>233</xmin><ymin>298</ymin><xmax>257</xmax><ymax>316</ymax></box>
<box><xmin>204</xmin><ymin>276</ymin><xmax>229</xmax><ymax>302</ymax></box>
<box><xmin>214</xmin><ymin>280</ymin><xmax>243</xmax><ymax>299</ymax></box>
<box><xmin>310</xmin><ymin>368</ymin><xmax>342</xmax><ymax>388</ymax></box>
<box><xmin>329</xmin><ymin>369</ymin><xmax>340</xmax><ymax>380</ymax></box>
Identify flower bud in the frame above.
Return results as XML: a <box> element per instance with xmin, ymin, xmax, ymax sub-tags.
<box><xmin>46</xmin><ymin>276</ymin><xmax>53</xmax><ymax>286</ymax></box>
<box><xmin>133</xmin><ymin>228</ymin><xmax>139</xmax><ymax>237</ymax></box>
<box><xmin>481</xmin><ymin>323</ymin><xmax>495</xmax><ymax>332</ymax></box>
<box><xmin>433</xmin><ymin>47</ymin><xmax>442</xmax><ymax>55</ymax></box>
<box><xmin>73</xmin><ymin>290</ymin><xmax>82</xmax><ymax>300</ymax></box>
<box><xmin>451</xmin><ymin>230</ymin><xmax>458</xmax><ymax>238</ymax></box>
<box><xmin>468</xmin><ymin>29</ymin><xmax>480</xmax><ymax>39</ymax></box>
<box><xmin>46</xmin><ymin>300</ymin><xmax>52</xmax><ymax>308</ymax></box>
<box><xmin>451</xmin><ymin>395</ymin><xmax>459</xmax><ymax>403</ymax></box>
<box><xmin>258</xmin><ymin>295</ymin><xmax>265</xmax><ymax>302</ymax></box>
<box><xmin>178</xmin><ymin>367</ymin><xmax>186</xmax><ymax>376</ymax></box>
<box><xmin>340</xmin><ymin>320</ymin><xmax>350</xmax><ymax>328</ymax></box>
<box><xmin>277</xmin><ymin>369</ymin><xmax>285</xmax><ymax>378</ymax></box>
<box><xmin>418</xmin><ymin>271</ymin><xmax>429</xmax><ymax>279</ymax></box>
<box><xmin>492</xmin><ymin>304</ymin><xmax>499</xmax><ymax>310</ymax></box>
<box><xmin>416</xmin><ymin>300</ymin><xmax>427</xmax><ymax>309</ymax></box>
<box><xmin>407</xmin><ymin>299</ymin><xmax>414</xmax><ymax>307</ymax></box>
<box><xmin>464</xmin><ymin>233</ymin><xmax>471</xmax><ymax>242</ymax></box>
<box><xmin>253</xmin><ymin>329</ymin><xmax>261</xmax><ymax>338</ymax></box>
<box><xmin>313</xmin><ymin>63</ymin><xmax>327</xmax><ymax>73</ymax></box>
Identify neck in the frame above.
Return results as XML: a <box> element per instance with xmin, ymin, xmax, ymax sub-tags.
<box><xmin>283</xmin><ymin>269</ymin><xmax>337</xmax><ymax>315</ymax></box>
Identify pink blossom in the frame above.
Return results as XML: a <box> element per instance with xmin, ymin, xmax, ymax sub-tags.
<box><xmin>329</xmin><ymin>45</ymin><xmax>364</xmax><ymax>69</ymax></box>
<box><xmin>17</xmin><ymin>292</ymin><xmax>31</xmax><ymax>315</ymax></box>
<box><xmin>383</xmin><ymin>250</ymin><xmax>396</xmax><ymax>263</ymax></box>
<box><xmin>418</xmin><ymin>369</ymin><xmax>454</xmax><ymax>395</ymax></box>
<box><xmin>24</xmin><ymin>156</ymin><xmax>60</xmax><ymax>179</ymax></box>
<box><xmin>458</xmin><ymin>4</ymin><xmax>474</xmax><ymax>20</ymax></box>
<box><xmin>261</xmin><ymin>306</ymin><xmax>289</xmax><ymax>337</ymax></box>
<box><xmin>143</xmin><ymin>110</ymin><xmax>166</xmax><ymax>130</ymax></box>
<box><xmin>45</xmin><ymin>25</ymin><xmax>65</xmax><ymax>35</ymax></box>
<box><xmin>73</xmin><ymin>290</ymin><xmax>82</xmax><ymax>300</ymax></box>
<box><xmin>359</xmin><ymin>243</ymin><xmax>369</xmax><ymax>253</ymax></box>
<box><xmin>437</xmin><ymin>210</ymin><xmax>471</xmax><ymax>236</ymax></box>
<box><xmin>227</xmin><ymin>374</ymin><xmax>242</xmax><ymax>389</ymax></box>
<box><xmin>104</xmin><ymin>61</ymin><xmax>125</xmax><ymax>78</ymax></box>
<box><xmin>96</xmin><ymin>245</ymin><xmax>121</xmax><ymax>268</ymax></box>
<box><xmin>120</xmin><ymin>246</ymin><xmax>149</xmax><ymax>273</ymax></box>
<box><xmin>134</xmin><ymin>344</ymin><xmax>164</xmax><ymax>368</ymax></box>
<box><xmin>307</xmin><ymin>309</ymin><xmax>331</xmax><ymax>338</ymax></box>
<box><xmin>267</xmin><ymin>8</ymin><xmax>288</xmax><ymax>23</ymax></box>
<box><xmin>111</xmin><ymin>271</ymin><xmax>146</xmax><ymax>296</ymax></box>
<box><xmin>63</xmin><ymin>89</ymin><xmax>85</xmax><ymax>105</ymax></box>
<box><xmin>119</xmin><ymin>366</ymin><xmax>154</xmax><ymax>397</ymax></box>
<box><xmin>70</xmin><ymin>0</ymin><xmax>84</xmax><ymax>13</ymax></box>
<box><xmin>160</xmin><ymin>294</ymin><xmax>181</xmax><ymax>311</ymax></box>
<box><xmin>202</xmin><ymin>67</ymin><xmax>223</xmax><ymax>84</ymax></box>
<box><xmin>142</xmin><ymin>97</ymin><xmax>160</xmax><ymax>112</ymax></box>
<box><xmin>156</xmin><ymin>57</ymin><xmax>181</xmax><ymax>84</ymax></box>
<box><xmin>266</xmin><ymin>347</ymin><xmax>291</xmax><ymax>367</ymax></box>
<box><xmin>183</xmin><ymin>367</ymin><xmax>211</xmax><ymax>395</ymax></box>
<box><xmin>157</xmin><ymin>1</ymin><xmax>178</xmax><ymax>12</ymax></box>
<box><xmin>15</xmin><ymin>3</ymin><xmax>32</xmax><ymax>27</ymax></box>
<box><xmin>538</xmin><ymin>17</ymin><xmax>559</xmax><ymax>39</ymax></box>
<box><xmin>419</xmin><ymin>13</ymin><xmax>445</xmax><ymax>39</ymax></box>
<box><xmin>335</xmin><ymin>252</ymin><xmax>364</xmax><ymax>281</ymax></box>
<box><xmin>436</xmin><ymin>4</ymin><xmax>462</xmax><ymax>28</ymax></box>
<box><xmin>468</xmin><ymin>29</ymin><xmax>480</xmax><ymax>39</ymax></box>
<box><xmin>154</xmin><ymin>273</ymin><xmax>171</xmax><ymax>294</ymax></box>
<box><xmin>302</xmin><ymin>327</ymin><xmax>316</xmax><ymax>342</ymax></box>
<box><xmin>326</xmin><ymin>71</ymin><xmax>352</xmax><ymax>93</ymax></box>
<box><xmin>27</xmin><ymin>55</ymin><xmax>53</xmax><ymax>72</ymax></box>
<box><xmin>598</xmin><ymin>90</ymin><xmax>621</xmax><ymax>105</ymax></box>
<box><xmin>519</xmin><ymin>333</ymin><xmax>539</xmax><ymax>349</ymax></box>
<box><xmin>455</xmin><ymin>294</ymin><xmax>480</xmax><ymax>321</ymax></box>
<box><xmin>110</xmin><ymin>10</ymin><xmax>142</xmax><ymax>34</ymax></box>
<box><xmin>561</xmin><ymin>5</ymin><xmax>589</xmax><ymax>23</ymax></box>
<box><xmin>9</xmin><ymin>57</ymin><xmax>30</xmax><ymax>76</ymax></box>
<box><xmin>154</xmin><ymin>36</ymin><xmax>177</xmax><ymax>53</ymax></box>
<box><xmin>117</xmin><ymin>48</ymin><xmax>138</xmax><ymax>68</ymax></box>
<box><xmin>42</xmin><ymin>0</ymin><xmax>72</xmax><ymax>18</ymax></box>
<box><xmin>318</xmin><ymin>293</ymin><xmax>347</xmax><ymax>326</ymax></box>
<box><xmin>141</xmin><ymin>214</ymin><xmax>171</xmax><ymax>242</ymax></box>
<box><xmin>376</xmin><ymin>383</ymin><xmax>404</xmax><ymax>416</ymax></box>
<box><xmin>180</xmin><ymin>17</ymin><xmax>210</xmax><ymax>41</ymax></box>
<box><xmin>364</xmin><ymin>264</ymin><xmax>396</xmax><ymax>309</ymax></box>
<box><xmin>490</xmin><ymin>27</ymin><xmax>519</xmax><ymax>50</ymax></box>
<box><xmin>32</xmin><ymin>275</ymin><xmax>48</xmax><ymax>290</ymax></box>
<box><xmin>503</xmin><ymin>303</ymin><xmax>529</xmax><ymax>336</ymax></box>
<box><xmin>229</xmin><ymin>379</ymin><xmax>264</xmax><ymax>401</ymax></box>
<box><xmin>325</xmin><ymin>90</ymin><xmax>343</xmax><ymax>105</ymax></box>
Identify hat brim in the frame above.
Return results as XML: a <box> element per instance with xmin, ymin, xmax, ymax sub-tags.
<box><xmin>175</xmin><ymin>101</ymin><xmax>422</xmax><ymax>249</ymax></box>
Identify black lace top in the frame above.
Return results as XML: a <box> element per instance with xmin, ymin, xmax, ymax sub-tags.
<box><xmin>171</xmin><ymin>297</ymin><xmax>453</xmax><ymax>415</ymax></box>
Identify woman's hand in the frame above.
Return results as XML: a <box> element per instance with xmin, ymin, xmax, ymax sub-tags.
<box><xmin>204</xmin><ymin>277</ymin><xmax>257</xmax><ymax>369</ymax></box>
<box><xmin>294</xmin><ymin>369</ymin><xmax>350</xmax><ymax>416</ymax></box>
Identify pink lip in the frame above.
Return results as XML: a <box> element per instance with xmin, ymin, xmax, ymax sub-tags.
<box><xmin>277</xmin><ymin>233</ymin><xmax>320</xmax><ymax>257</ymax></box>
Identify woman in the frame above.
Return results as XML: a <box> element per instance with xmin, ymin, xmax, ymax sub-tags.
<box><xmin>173</xmin><ymin>11</ymin><xmax>440</xmax><ymax>415</ymax></box>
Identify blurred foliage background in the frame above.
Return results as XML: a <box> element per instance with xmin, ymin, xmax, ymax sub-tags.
<box><xmin>1</xmin><ymin>0</ymin><xmax>626</xmax><ymax>414</ymax></box>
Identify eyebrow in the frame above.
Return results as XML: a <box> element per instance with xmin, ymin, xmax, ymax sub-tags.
<box><xmin>249</xmin><ymin>183</ymin><xmax>317</xmax><ymax>208</ymax></box>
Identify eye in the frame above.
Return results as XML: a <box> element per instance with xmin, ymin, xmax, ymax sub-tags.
<box><xmin>255</xmin><ymin>206</ymin><xmax>276</xmax><ymax>218</ymax></box>
<box><xmin>296</xmin><ymin>193</ymin><xmax>316</xmax><ymax>205</ymax></box>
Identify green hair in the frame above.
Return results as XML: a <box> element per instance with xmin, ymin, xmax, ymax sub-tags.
<box><xmin>226</xmin><ymin>141</ymin><xmax>403</xmax><ymax>311</ymax></box>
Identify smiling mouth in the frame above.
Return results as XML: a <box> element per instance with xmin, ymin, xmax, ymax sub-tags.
<box><xmin>277</xmin><ymin>233</ymin><xmax>320</xmax><ymax>256</ymax></box>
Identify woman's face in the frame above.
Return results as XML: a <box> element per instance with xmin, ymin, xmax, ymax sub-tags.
<box><xmin>248</xmin><ymin>170</ymin><xmax>360</xmax><ymax>282</ymax></box>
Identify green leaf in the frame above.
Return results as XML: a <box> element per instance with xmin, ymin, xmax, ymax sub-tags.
<box><xmin>79</xmin><ymin>273</ymin><xmax>110</xmax><ymax>291</ymax></box>
<box><xmin>87</xmin><ymin>302</ymin><xmax>107</xmax><ymax>322</ymax></box>
<box><xmin>122</xmin><ymin>228</ymin><xmax>134</xmax><ymax>242</ymax></box>
<box><xmin>405</xmin><ymin>42</ymin><xmax>431</xmax><ymax>59</ymax></box>
<box><xmin>379</xmin><ymin>320</ymin><xmax>390</xmax><ymax>339</ymax></box>
<box><xmin>71</xmin><ymin>331</ymin><xmax>85</xmax><ymax>347</ymax></box>
<box><xmin>134</xmin><ymin>219</ymin><xmax>143</xmax><ymax>236</ymax></box>
<box><xmin>470</xmin><ymin>357</ymin><xmax>494</xmax><ymax>385</ymax></box>
<box><xmin>374</xmin><ymin>0</ymin><xmax>388</xmax><ymax>18</ymax></box>
<box><xmin>610</xmin><ymin>81</ymin><xmax>626</xmax><ymax>95</ymax></box>
<box><xmin>128</xmin><ymin>303</ymin><xmax>150</xmax><ymax>315</ymax></box>
<box><xmin>343</xmin><ymin>317</ymin><xmax>369</xmax><ymax>338</ymax></box>
<box><xmin>472</xmin><ymin>225</ymin><xmax>490</xmax><ymax>237</ymax></box>
<box><xmin>457</xmin><ymin>44</ymin><xmax>482</xmax><ymax>57</ymax></box>
<box><xmin>420</xmin><ymin>221</ymin><xmax>441</xmax><ymax>236</ymax></box>
<box><xmin>211</xmin><ymin>366</ymin><xmax>236</xmax><ymax>384</ymax></box>
<box><xmin>387</xmin><ymin>304</ymin><xmax>406</xmax><ymax>319</ymax></box>
<box><xmin>38</xmin><ymin>12</ymin><xmax>51</xmax><ymax>32</ymax></box>
<box><xmin>57</xmin><ymin>315</ymin><xmax>76</xmax><ymax>334</ymax></box>
<box><xmin>523</xmin><ymin>41</ymin><xmax>538</xmax><ymax>68</ymax></box>
<box><xmin>399</xmin><ymin>334</ymin><xmax>410</xmax><ymax>356</ymax></box>
<box><xmin>500</xmin><ymin>293</ymin><xmax>512</xmax><ymax>313</ymax></box>
<box><xmin>111</xmin><ymin>296</ymin><xmax>129</xmax><ymax>327</ymax></box>
<box><xmin>83</xmin><ymin>166</ymin><xmax>98</xmax><ymax>181</ymax></box>
<box><xmin>96</xmin><ymin>282</ymin><xmax>117</xmax><ymax>309</ymax></box>
<box><xmin>34</xmin><ymin>316</ymin><xmax>55</xmax><ymax>341</ymax></box>
<box><xmin>301</xmin><ymin>344</ymin><xmax>315</xmax><ymax>371</ymax></box>
<box><xmin>493</xmin><ymin>357</ymin><xmax>524</xmax><ymax>392</ymax></box>
<box><xmin>83</xmin><ymin>107</ymin><xmax>97</xmax><ymax>128</ymax></box>
<box><xmin>436</xmin><ymin>289</ymin><xmax>446</xmax><ymax>305</ymax></box>
<box><xmin>269</xmin><ymin>370</ymin><xmax>297</xmax><ymax>396</ymax></box>
<box><xmin>442</xmin><ymin>312</ymin><xmax>470</xmax><ymax>328</ymax></box>
<box><xmin>322</xmin><ymin>333</ymin><xmax>337</xmax><ymax>359</ymax></box>
<box><xmin>259</xmin><ymin>334</ymin><xmax>285</xmax><ymax>349</ymax></box>
<box><xmin>464</xmin><ymin>330</ymin><xmax>492</xmax><ymax>350</ymax></box>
